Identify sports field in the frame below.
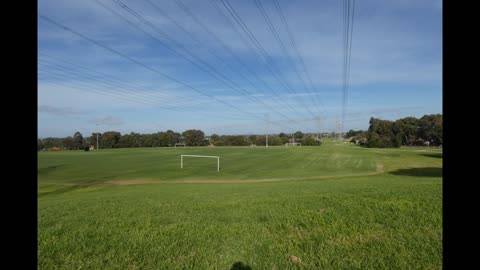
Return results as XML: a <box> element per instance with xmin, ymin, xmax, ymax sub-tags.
<box><xmin>38</xmin><ymin>140</ymin><xmax>442</xmax><ymax>269</ymax></box>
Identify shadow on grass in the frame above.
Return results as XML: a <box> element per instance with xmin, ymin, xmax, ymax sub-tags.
<box><xmin>37</xmin><ymin>164</ymin><xmax>67</xmax><ymax>175</ymax></box>
<box><xmin>231</xmin><ymin>262</ymin><xmax>252</xmax><ymax>270</ymax></box>
<box><xmin>420</xmin><ymin>153</ymin><xmax>443</xmax><ymax>159</ymax></box>
<box><xmin>390</xmin><ymin>167</ymin><xmax>442</xmax><ymax>177</ymax></box>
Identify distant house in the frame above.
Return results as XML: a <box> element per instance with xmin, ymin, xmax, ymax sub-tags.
<box><xmin>89</xmin><ymin>145</ymin><xmax>95</xmax><ymax>151</ymax></box>
<box><xmin>50</xmin><ymin>146</ymin><xmax>61</xmax><ymax>151</ymax></box>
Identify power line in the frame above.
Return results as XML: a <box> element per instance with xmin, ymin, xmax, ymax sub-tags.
<box><xmin>167</xmin><ymin>0</ymin><xmax>304</xmax><ymax>118</ymax></box>
<box><xmin>143</xmin><ymin>0</ymin><xmax>299</xmax><ymax>121</ymax></box>
<box><xmin>253</xmin><ymin>0</ymin><xmax>322</xmax><ymax>116</ymax></box>
<box><xmin>39</xmin><ymin>14</ymin><xmax>259</xmax><ymax>118</ymax></box>
<box><xmin>38</xmin><ymin>73</ymin><xmax>258</xmax><ymax>121</ymax></box>
<box><xmin>220</xmin><ymin>0</ymin><xmax>317</xmax><ymax>118</ymax></box>
<box><xmin>38</xmin><ymin>61</ymin><xmax>202</xmax><ymax>111</ymax></box>
<box><xmin>38</xmin><ymin>13</ymin><xmax>298</xmax><ymax>127</ymax></box>
<box><xmin>107</xmin><ymin>0</ymin><xmax>296</xmax><ymax>122</ymax></box>
<box><xmin>271</xmin><ymin>0</ymin><xmax>327</xmax><ymax>116</ymax></box>
<box><xmin>38</xmin><ymin>54</ymin><xmax>204</xmax><ymax>108</ymax></box>
<box><xmin>208</xmin><ymin>0</ymin><xmax>304</xmax><ymax>117</ymax></box>
<box><xmin>341</xmin><ymin>0</ymin><xmax>356</xmax><ymax>134</ymax></box>
<box><xmin>38</xmin><ymin>56</ymin><xmax>260</xmax><ymax>120</ymax></box>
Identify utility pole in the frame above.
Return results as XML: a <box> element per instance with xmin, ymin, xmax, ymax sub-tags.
<box><xmin>265</xmin><ymin>114</ymin><xmax>269</xmax><ymax>147</ymax></box>
<box><xmin>317</xmin><ymin>116</ymin><xmax>321</xmax><ymax>141</ymax></box>
<box><xmin>96</xmin><ymin>124</ymin><xmax>100</xmax><ymax>150</ymax></box>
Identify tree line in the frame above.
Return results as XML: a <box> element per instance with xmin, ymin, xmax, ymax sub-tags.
<box><xmin>358</xmin><ymin>114</ymin><xmax>442</xmax><ymax>148</ymax></box>
<box><xmin>37</xmin><ymin>114</ymin><xmax>441</xmax><ymax>150</ymax></box>
<box><xmin>38</xmin><ymin>129</ymin><xmax>321</xmax><ymax>150</ymax></box>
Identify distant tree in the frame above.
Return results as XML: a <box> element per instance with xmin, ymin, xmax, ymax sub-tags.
<box><xmin>73</xmin><ymin>131</ymin><xmax>84</xmax><ymax>150</ymax></box>
<box><xmin>346</xmin><ymin>129</ymin><xmax>356</xmax><ymax>138</ymax></box>
<box><xmin>37</xmin><ymin>139</ymin><xmax>44</xmax><ymax>151</ymax></box>
<box><xmin>278</xmin><ymin>133</ymin><xmax>289</xmax><ymax>144</ymax></box>
<box><xmin>294</xmin><ymin>131</ymin><xmax>304</xmax><ymax>141</ymax></box>
<box><xmin>269</xmin><ymin>136</ymin><xmax>283</xmax><ymax>146</ymax></box>
<box><xmin>210</xmin><ymin>134</ymin><xmax>223</xmax><ymax>146</ymax></box>
<box><xmin>165</xmin><ymin>130</ymin><xmax>181</xmax><ymax>146</ymax></box>
<box><xmin>62</xmin><ymin>136</ymin><xmax>75</xmax><ymax>150</ymax></box>
<box><xmin>366</xmin><ymin>115</ymin><xmax>442</xmax><ymax>148</ymax></box>
<box><xmin>84</xmin><ymin>138</ymin><xmax>91</xmax><ymax>147</ymax></box>
<box><xmin>89</xmin><ymin>133</ymin><xmax>102</xmax><ymax>149</ymax></box>
<box><xmin>396</xmin><ymin>117</ymin><xmax>420</xmax><ymax>146</ymax></box>
<box><xmin>302</xmin><ymin>137</ymin><xmax>322</xmax><ymax>146</ymax></box>
<box><xmin>367</xmin><ymin>118</ymin><xmax>396</xmax><ymax>148</ymax></box>
<box><xmin>42</xmin><ymin>137</ymin><xmax>63</xmax><ymax>149</ymax></box>
<box><xmin>255</xmin><ymin>136</ymin><xmax>266</xmax><ymax>146</ymax></box>
<box><xmin>119</xmin><ymin>133</ymin><xmax>134</xmax><ymax>148</ymax></box>
<box><xmin>101</xmin><ymin>131</ymin><xmax>121</xmax><ymax>148</ymax></box>
<box><xmin>248</xmin><ymin>135</ymin><xmax>257</xmax><ymax>144</ymax></box>
<box><xmin>182</xmin><ymin>129</ymin><xmax>205</xmax><ymax>146</ymax></box>
<box><xmin>142</xmin><ymin>133</ymin><xmax>153</xmax><ymax>147</ymax></box>
<box><xmin>222</xmin><ymin>135</ymin><xmax>249</xmax><ymax>146</ymax></box>
<box><xmin>418</xmin><ymin>114</ymin><xmax>442</xmax><ymax>146</ymax></box>
<box><xmin>391</xmin><ymin>121</ymin><xmax>404</xmax><ymax>147</ymax></box>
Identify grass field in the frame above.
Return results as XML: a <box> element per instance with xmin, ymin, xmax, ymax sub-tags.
<box><xmin>38</xmin><ymin>140</ymin><xmax>442</xmax><ymax>269</ymax></box>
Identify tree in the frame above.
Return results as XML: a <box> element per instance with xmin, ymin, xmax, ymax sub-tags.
<box><xmin>42</xmin><ymin>137</ymin><xmax>63</xmax><ymax>149</ymax></box>
<box><xmin>37</xmin><ymin>139</ymin><xmax>44</xmax><ymax>151</ymax></box>
<box><xmin>248</xmin><ymin>135</ymin><xmax>257</xmax><ymax>144</ymax></box>
<box><xmin>278</xmin><ymin>133</ymin><xmax>289</xmax><ymax>144</ymax></box>
<box><xmin>294</xmin><ymin>131</ymin><xmax>304</xmax><ymax>141</ymax></box>
<box><xmin>165</xmin><ymin>130</ymin><xmax>181</xmax><ymax>146</ymax></box>
<box><xmin>269</xmin><ymin>136</ymin><xmax>283</xmax><ymax>146</ymax></box>
<box><xmin>210</xmin><ymin>134</ymin><xmax>223</xmax><ymax>146</ymax></box>
<box><xmin>346</xmin><ymin>129</ymin><xmax>357</xmax><ymax>138</ymax></box>
<box><xmin>367</xmin><ymin>117</ymin><xmax>396</xmax><ymax>148</ymax></box>
<box><xmin>396</xmin><ymin>117</ymin><xmax>420</xmax><ymax>146</ymax></box>
<box><xmin>255</xmin><ymin>136</ymin><xmax>266</xmax><ymax>146</ymax></box>
<box><xmin>182</xmin><ymin>129</ymin><xmax>205</xmax><ymax>146</ymax></box>
<box><xmin>366</xmin><ymin>115</ymin><xmax>443</xmax><ymax>148</ymax></box>
<box><xmin>418</xmin><ymin>114</ymin><xmax>442</xmax><ymax>146</ymax></box>
<box><xmin>62</xmin><ymin>136</ymin><xmax>74</xmax><ymax>150</ymax></box>
<box><xmin>222</xmin><ymin>135</ymin><xmax>249</xmax><ymax>146</ymax></box>
<box><xmin>302</xmin><ymin>137</ymin><xmax>322</xmax><ymax>146</ymax></box>
<box><xmin>101</xmin><ymin>131</ymin><xmax>121</xmax><ymax>148</ymax></box>
<box><xmin>89</xmin><ymin>133</ymin><xmax>102</xmax><ymax>149</ymax></box>
<box><xmin>73</xmin><ymin>131</ymin><xmax>84</xmax><ymax>150</ymax></box>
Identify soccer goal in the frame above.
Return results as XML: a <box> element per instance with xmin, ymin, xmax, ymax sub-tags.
<box><xmin>285</xmin><ymin>142</ymin><xmax>302</xmax><ymax>147</ymax></box>
<box><xmin>174</xmin><ymin>143</ymin><xmax>186</xmax><ymax>147</ymax></box>
<box><xmin>180</xmin><ymin>155</ymin><xmax>220</xmax><ymax>172</ymax></box>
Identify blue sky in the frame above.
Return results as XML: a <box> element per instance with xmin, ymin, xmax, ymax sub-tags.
<box><xmin>38</xmin><ymin>0</ymin><xmax>442</xmax><ymax>137</ymax></box>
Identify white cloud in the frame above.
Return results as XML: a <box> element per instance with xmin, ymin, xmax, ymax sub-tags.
<box><xmin>93</xmin><ymin>115</ymin><xmax>124</xmax><ymax>126</ymax></box>
<box><xmin>38</xmin><ymin>105</ymin><xmax>85</xmax><ymax>117</ymax></box>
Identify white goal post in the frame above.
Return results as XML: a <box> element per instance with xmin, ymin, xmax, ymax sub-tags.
<box><xmin>180</xmin><ymin>155</ymin><xmax>220</xmax><ymax>172</ymax></box>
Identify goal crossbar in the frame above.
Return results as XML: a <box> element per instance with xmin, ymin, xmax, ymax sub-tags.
<box><xmin>180</xmin><ymin>155</ymin><xmax>220</xmax><ymax>172</ymax></box>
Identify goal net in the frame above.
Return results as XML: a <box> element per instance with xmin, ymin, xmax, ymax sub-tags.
<box><xmin>180</xmin><ymin>155</ymin><xmax>220</xmax><ymax>172</ymax></box>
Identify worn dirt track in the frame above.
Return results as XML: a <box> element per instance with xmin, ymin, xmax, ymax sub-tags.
<box><xmin>42</xmin><ymin>167</ymin><xmax>385</xmax><ymax>186</ymax></box>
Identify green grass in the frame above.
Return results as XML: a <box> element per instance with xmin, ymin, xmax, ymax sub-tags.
<box><xmin>38</xmin><ymin>139</ymin><xmax>442</xmax><ymax>269</ymax></box>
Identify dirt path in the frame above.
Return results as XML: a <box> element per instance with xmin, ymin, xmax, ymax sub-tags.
<box><xmin>41</xmin><ymin>164</ymin><xmax>385</xmax><ymax>186</ymax></box>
